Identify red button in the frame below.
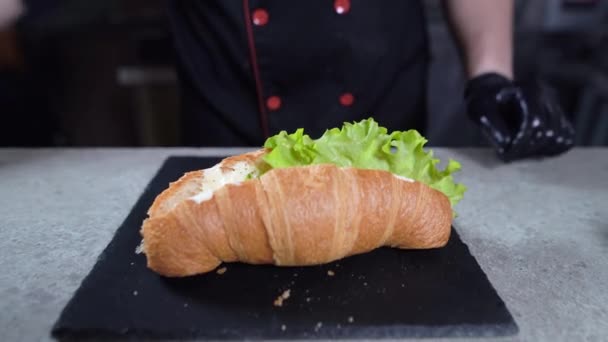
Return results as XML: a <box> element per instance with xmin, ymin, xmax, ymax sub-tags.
<box><xmin>252</xmin><ymin>9</ymin><xmax>269</xmax><ymax>26</ymax></box>
<box><xmin>266</xmin><ymin>96</ymin><xmax>281</xmax><ymax>111</ymax></box>
<box><xmin>339</xmin><ymin>93</ymin><xmax>354</xmax><ymax>107</ymax></box>
<box><xmin>334</xmin><ymin>0</ymin><xmax>351</xmax><ymax>14</ymax></box>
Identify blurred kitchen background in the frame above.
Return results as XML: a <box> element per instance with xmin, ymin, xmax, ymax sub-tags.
<box><xmin>1</xmin><ymin>0</ymin><xmax>607</xmax><ymax>147</ymax></box>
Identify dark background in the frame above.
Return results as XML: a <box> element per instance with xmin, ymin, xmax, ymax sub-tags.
<box><xmin>1</xmin><ymin>0</ymin><xmax>607</xmax><ymax>147</ymax></box>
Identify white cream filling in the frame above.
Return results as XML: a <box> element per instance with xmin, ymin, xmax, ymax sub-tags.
<box><xmin>190</xmin><ymin>163</ymin><xmax>414</xmax><ymax>204</ymax></box>
<box><xmin>393</xmin><ymin>174</ymin><xmax>415</xmax><ymax>183</ymax></box>
<box><xmin>190</xmin><ymin>190</ymin><xmax>214</xmax><ymax>203</ymax></box>
<box><xmin>189</xmin><ymin>161</ymin><xmax>257</xmax><ymax>203</ymax></box>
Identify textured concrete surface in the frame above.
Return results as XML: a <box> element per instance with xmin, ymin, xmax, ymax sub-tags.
<box><xmin>0</xmin><ymin>148</ymin><xmax>607</xmax><ymax>342</ymax></box>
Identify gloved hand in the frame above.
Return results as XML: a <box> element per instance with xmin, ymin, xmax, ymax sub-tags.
<box><xmin>465</xmin><ymin>73</ymin><xmax>575</xmax><ymax>162</ymax></box>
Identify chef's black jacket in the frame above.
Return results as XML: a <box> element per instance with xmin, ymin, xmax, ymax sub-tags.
<box><xmin>168</xmin><ymin>0</ymin><xmax>430</xmax><ymax>146</ymax></box>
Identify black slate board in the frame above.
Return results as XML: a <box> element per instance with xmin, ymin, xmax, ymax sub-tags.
<box><xmin>52</xmin><ymin>156</ymin><xmax>518</xmax><ymax>340</ymax></box>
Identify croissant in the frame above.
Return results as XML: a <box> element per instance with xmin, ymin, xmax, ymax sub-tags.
<box><xmin>141</xmin><ymin>149</ymin><xmax>452</xmax><ymax>277</ymax></box>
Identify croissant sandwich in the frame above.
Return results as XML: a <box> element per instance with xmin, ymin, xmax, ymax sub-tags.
<box><xmin>141</xmin><ymin>119</ymin><xmax>466</xmax><ymax>277</ymax></box>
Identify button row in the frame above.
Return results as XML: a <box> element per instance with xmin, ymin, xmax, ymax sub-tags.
<box><xmin>253</xmin><ymin>1</ymin><xmax>353</xmax><ymax>112</ymax></box>
<box><xmin>265</xmin><ymin>93</ymin><xmax>355</xmax><ymax>111</ymax></box>
<box><xmin>253</xmin><ymin>0</ymin><xmax>350</xmax><ymax>26</ymax></box>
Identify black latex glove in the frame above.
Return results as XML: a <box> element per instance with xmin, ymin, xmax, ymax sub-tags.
<box><xmin>465</xmin><ymin>73</ymin><xmax>575</xmax><ymax>162</ymax></box>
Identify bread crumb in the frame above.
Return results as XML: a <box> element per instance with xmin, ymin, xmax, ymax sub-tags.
<box><xmin>347</xmin><ymin>316</ymin><xmax>354</xmax><ymax>323</ymax></box>
<box><xmin>133</xmin><ymin>290</ymin><xmax>138</xmax><ymax>296</ymax></box>
<box><xmin>130</xmin><ymin>262</ymin><xmax>135</xmax><ymax>266</ymax></box>
<box><xmin>183</xmin><ymin>303</ymin><xmax>189</xmax><ymax>308</ymax></box>
<box><xmin>363</xmin><ymin>282</ymin><xmax>367</xmax><ymax>286</ymax></box>
<box><xmin>135</xmin><ymin>241</ymin><xmax>144</xmax><ymax>254</ymax></box>
<box><xmin>281</xmin><ymin>324</ymin><xmax>286</xmax><ymax>331</ymax></box>
<box><xmin>216</xmin><ymin>267</ymin><xmax>227</xmax><ymax>275</ymax></box>
<box><xmin>273</xmin><ymin>289</ymin><xmax>291</xmax><ymax>307</ymax></box>
<box><xmin>314</xmin><ymin>322</ymin><xmax>323</xmax><ymax>331</ymax></box>
<box><xmin>327</xmin><ymin>270</ymin><xmax>335</xmax><ymax>276</ymax></box>
<box><xmin>306</xmin><ymin>297</ymin><xmax>311</xmax><ymax>302</ymax></box>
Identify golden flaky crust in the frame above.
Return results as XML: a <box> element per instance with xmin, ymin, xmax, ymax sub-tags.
<box><xmin>141</xmin><ymin>151</ymin><xmax>452</xmax><ymax>277</ymax></box>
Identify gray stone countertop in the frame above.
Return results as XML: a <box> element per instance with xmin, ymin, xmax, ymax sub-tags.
<box><xmin>0</xmin><ymin>148</ymin><xmax>607</xmax><ymax>342</ymax></box>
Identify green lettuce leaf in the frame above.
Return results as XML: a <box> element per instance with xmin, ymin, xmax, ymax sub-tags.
<box><xmin>263</xmin><ymin>118</ymin><xmax>466</xmax><ymax>207</ymax></box>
